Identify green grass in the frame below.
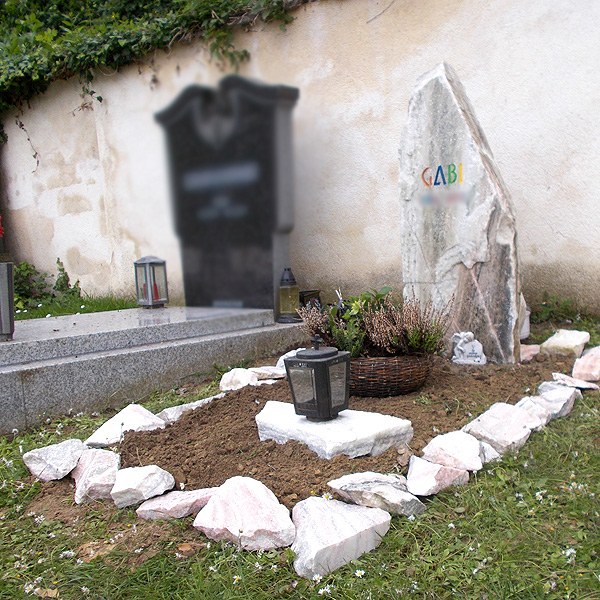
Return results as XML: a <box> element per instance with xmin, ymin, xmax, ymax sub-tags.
<box><xmin>14</xmin><ymin>294</ymin><xmax>138</xmax><ymax>321</ymax></box>
<box><xmin>1</xmin><ymin>383</ymin><xmax>598</xmax><ymax>599</ymax></box>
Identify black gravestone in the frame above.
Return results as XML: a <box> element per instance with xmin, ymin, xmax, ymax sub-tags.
<box><xmin>156</xmin><ymin>76</ymin><xmax>299</xmax><ymax>310</ymax></box>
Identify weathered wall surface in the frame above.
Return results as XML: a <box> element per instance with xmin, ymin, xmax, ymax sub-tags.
<box><xmin>1</xmin><ymin>0</ymin><xmax>599</xmax><ymax>309</ymax></box>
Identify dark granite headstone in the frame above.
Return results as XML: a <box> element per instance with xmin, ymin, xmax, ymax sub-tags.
<box><xmin>156</xmin><ymin>76</ymin><xmax>299</xmax><ymax>309</ymax></box>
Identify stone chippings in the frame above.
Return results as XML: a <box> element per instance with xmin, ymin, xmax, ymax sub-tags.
<box><xmin>291</xmin><ymin>497</ymin><xmax>391</xmax><ymax>579</ymax></box>
<box><xmin>22</xmin><ymin>438</ymin><xmax>85</xmax><ymax>482</ymax></box>
<box><xmin>193</xmin><ymin>476</ymin><xmax>295</xmax><ymax>551</ymax></box>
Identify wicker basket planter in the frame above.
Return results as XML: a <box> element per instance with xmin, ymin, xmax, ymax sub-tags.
<box><xmin>350</xmin><ymin>354</ymin><xmax>432</xmax><ymax>397</ymax></box>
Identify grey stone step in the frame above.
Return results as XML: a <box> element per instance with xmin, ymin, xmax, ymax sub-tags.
<box><xmin>0</xmin><ymin>307</ymin><xmax>275</xmax><ymax>367</ymax></box>
<box><xmin>0</xmin><ymin>313</ymin><xmax>304</xmax><ymax>435</ymax></box>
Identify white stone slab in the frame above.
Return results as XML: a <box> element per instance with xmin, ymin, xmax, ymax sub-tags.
<box><xmin>137</xmin><ymin>488</ymin><xmax>217</xmax><ymax>520</ymax></box>
<box><xmin>421</xmin><ymin>430</ymin><xmax>484</xmax><ymax>471</ymax></box>
<box><xmin>193</xmin><ymin>476</ymin><xmax>295</xmax><ymax>550</ymax></box>
<box><xmin>23</xmin><ymin>438</ymin><xmax>85</xmax><ymax>482</ymax></box>
<box><xmin>572</xmin><ymin>346</ymin><xmax>600</xmax><ymax>381</ymax></box>
<box><xmin>462</xmin><ymin>403</ymin><xmax>532</xmax><ymax>454</ymax></box>
<box><xmin>71</xmin><ymin>448</ymin><xmax>120</xmax><ymax>504</ymax></box>
<box><xmin>255</xmin><ymin>401</ymin><xmax>413</xmax><ymax>459</ymax></box>
<box><xmin>110</xmin><ymin>465</ymin><xmax>175</xmax><ymax>508</ymax></box>
<box><xmin>553</xmin><ymin>372</ymin><xmax>599</xmax><ymax>390</ymax></box>
<box><xmin>540</xmin><ymin>329</ymin><xmax>590</xmax><ymax>358</ymax></box>
<box><xmin>85</xmin><ymin>404</ymin><xmax>165</xmax><ymax>448</ymax></box>
<box><xmin>327</xmin><ymin>472</ymin><xmax>425</xmax><ymax>516</ymax></box>
<box><xmin>480</xmin><ymin>441</ymin><xmax>501</xmax><ymax>464</ymax></box>
<box><xmin>515</xmin><ymin>396</ymin><xmax>552</xmax><ymax>429</ymax></box>
<box><xmin>249</xmin><ymin>366</ymin><xmax>287</xmax><ymax>379</ymax></box>
<box><xmin>155</xmin><ymin>393</ymin><xmax>225</xmax><ymax>425</ymax></box>
<box><xmin>406</xmin><ymin>456</ymin><xmax>469</xmax><ymax>496</ymax></box>
<box><xmin>537</xmin><ymin>386</ymin><xmax>578</xmax><ymax>419</ymax></box>
<box><xmin>291</xmin><ymin>497</ymin><xmax>391</xmax><ymax>578</ymax></box>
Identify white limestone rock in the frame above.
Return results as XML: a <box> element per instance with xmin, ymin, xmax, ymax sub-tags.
<box><xmin>156</xmin><ymin>393</ymin><xmax>224</xmax><ymax>425</ymax></box>
<box><xmin>553</xmin><ymin>372</ymin><xmax>599</xmax><ymax>390</ymax></box>
<box><xmin>255</xmin><ymin>401</ymin><xmax>413</xmax><ymax>459</ymax></box>
<box><xmin>291</xmin><ymin>497</ymin><xmax>391</xmax><ymax>578</ymax></box>
<box><xmin>137</xmin><ymin>488</ymin><xmax>217</xmax><ymax>520</ymax></box>
<box><xmin>421</xmin><ymin>430</ymin><xmax>485</xmax><ymax>471</ymax></box>
<box><xmin>537</xmin><ymin>386</ymin><xmax>578</xmax><ymax>419</ymax></box>
<box><xmin>480</xmin><ymin>441</ymin><xmax>501</xmax><ymax>464</ymax></box>
<box><xmin>85</xmin><ymin>404</ymin><xmax>165</xmax><ymax>448</ymax></box>
<box><xmin>276</xmin><ymin>348</ymin><xmax>305</xmax><ymax>370</ymax></box>
<box><xmin>327</xmin><ymin>472</ymin><xmax>425</xmax><ymax>516</ymax></box>
<box><xmin>398</xmin><ymin>62</ymin><xmax>520</xmax><ymax>364</ymax></box>
<box><xmin>572</xmin><ymin>346</ymin><xmax>600</xmax><ymax>382</ymax></box>
<box><xmin>249</xmin><ymin>366</ymin><xmax>287</xmax><ymax>379</ymax></box>
<box><xmin>406</xmin><ymin>456</ymin><xmax>469</xmax><ymax>496</ymax></box>
<box><xmin>193</xmin><ymin>476</ymin><xmax>294</xmax><ymax>550</ymax></box>
<box><xmin>110</xmin><ymin>465</ymin><xmax>175</xmax><ymax>508</ymax></box>
<box><xmin>462</xmin><ymin>403</ymin><xmax>532</xmax><ymax>454</ymax></box>
<box><xmin>23</xmin><ymin>438</ymin><xmax>85</xmax><ymax>482</ymax></box>
<box><xmin>515</xmin><ymin>396</ymin><xmax>552</xmax><ymax>430</ymax></box>
<box><xmin>540</xmin><ymin>329</ymin><xmax>590</xmax><ymax>358</ymax></box>
<box><xmin>520</xmin><ymin>344</ymin><xmax>540</xmax><ymax>363</ymax></box>
<box><xmin>71</xmin><ymin>448</ymin><xmax>120</xmax><ymax>504</ymax></box>
<box><xmin>219</xmin><ymin>368</ymin><xmax>259</xmax><ymax>391</ymax></box>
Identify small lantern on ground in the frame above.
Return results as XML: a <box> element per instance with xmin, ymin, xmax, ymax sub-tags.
<box><xmin>134</xmin><ymin>256</ymin><xmax>168</xmax><ymax>308</ymax></box>
<box><xmin>284</xmin><ymin>336</ymin><xmax>350</xmax><ymax>421</ymax></box>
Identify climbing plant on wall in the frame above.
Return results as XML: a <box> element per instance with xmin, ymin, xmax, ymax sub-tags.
<box><xmin>0</xmin><ymin>0</ymin><xmax>302</xmax><ymax>142</ymax></box>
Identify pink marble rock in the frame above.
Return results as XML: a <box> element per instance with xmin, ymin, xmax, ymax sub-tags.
<box><xmin>110</xmin><ymin>465</ymin><xmax>175</xmax><ymax>508</ymax></box>
<box><xmin>193</xmin><ymin>476</ymin><xmax>295</xmax><ymax>551</ymax></box>
<box><xmin>552</xmin><ymin>372</ymin><xmax>599</xmax><ymax>390</ymax></box>
<box><xmin>572</xmin><ymin>346</ymin><xmax>600</xmax><ymax>382</ymax></box>
<box><xmin>519</xmin><ymin>344</ymin><xmax>540</xmax><ymax>363</ymax></box>
<box><xmin>406</xmin><ymin>456</ymin><xmax>469</xmax><ymax>496</ymax></box>
<box><xmin>421</xmin><ymin>430</ymin><xmax>484</xmax><ymax>471</ymax></box>
<box><xmin>71</xmin><ymin>448</ymin><xmax>120</xmax><ymax>504</ymax></box>
<box><xmin>537</xmin><ymin>387</ymin><xmax>578</xmax><ymax>419</ymax></box>
<box><xmin>462</xmin><ymin>402</ymin><xmax>533</xmax><ymax>454</ymax></box>
<box><xmin>23</xmin><ymin>438</ymin><xmax>85</xmax><ymax>482</ymax></box>
<box><xmin>515</xmin><ymin>396</ymin><xmax>552</xmax><ymax>430</ymax></box>
<box><xmin>291</xmin><ymin>497</ymin><xmax>391</xmax><ymax>578</ymax></box>
<box><xmin>137</xmin><ymin>488</ymin><xmax>217</xmax><ymax>520</ymax></box>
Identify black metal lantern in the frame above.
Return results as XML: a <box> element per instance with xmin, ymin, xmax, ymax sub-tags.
<box><xmin>134</xmin><ymin>256</ymin><xmax>168</xmax><ymax>308</ymax></box>
<box><xmin>0</xmin><ymin>261</ymin><xmax>15</xmax><ymax>341</ymax></box>
<box><xmin>284</xmin><ymin>336</ymin><xmax>350</xmax><ymax>421</ymax></box>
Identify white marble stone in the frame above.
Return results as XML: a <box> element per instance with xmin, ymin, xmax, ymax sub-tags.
<box><xmin>462</xmin><ymin>403</ymin><xmax>532</xmax><ymax>454</ymax></box>
<box><xmin>572</xmin><ymin>346</ymin><xmax>600</xmax><ymax>381</ymax></box>
<box><xmin>421</xmin><ymin>430</ymin><xmax>485</xmax><ymax>471</ymax></box>
<box><xmin>291</xmin><ymin>497</ymin><xmax>391</xmax><ymax>578</ymax></box>
<box><xmin>327</xmin><ymin>472</ymin><xmax>425</xmax><ymax>517</ymax></box>
<box><xmin>85</xmin><ymin>404</ymin><xmax>165</xmax><ymax>448</ymax></box>
<box><xmin>193</xmin><ymin>476</ymin><xmax>295</xmax><ymax>550</ymax></box>
<box><xmin>540</xmin><ymin>329</ymin><xmax>590</xmax><ymax>358</ymax></box>
<box><xmin>71</xmin><ymin>448</ymin><xmax>120</xmax><ymax>504</ymax></box>
<box><xmin>515</xmin><ymin>396</ymin><xmax>552</xmax><ymax>430</ymax></box>
<box><xmin>23</xmin><ymin>438</ymin><xmax>85</xmax><ymax>482</ymax></box>
<box><xmin>399</xmin><ymin>62</ymin><xmax>520</xmax><ymax>364</ymax></box>
<box><xmin>451</xmin><ymin>332</ymin><xmax>487</xmax><ymax>365</ymax></box>
<box><xmin>406</xmin><ymin>456</ymin><xmax>469</xmax><ymax>496</ymax></box>
<box><xmin>255</xmin><ymin>401</ymin><xmax>413</xmax><ymax>459</ymax></box>
<box><xmin>110</xmin><ymin>465</ymin><xmax>175</xmax><ymax>508</ymax></box>
<box><xmin>155</xmin><ymin>393</ymin><xmax>224</xmax><ymax>425</ymax></box>
<box><xmin>537</xmin><ymin>386</ymin><xmax>578</xmax><ymax>419</ymax></box>
<box><xmin>249</xmin><ymin>365</ymin><xmax>287</xmax><ymax>379</ymax></box>
<box><xmin>519</xmin><ymin>344</ymin><xmax>540</xmax><ymax>363</ymax></box>
<box><xmin>276</xmin><ymin>348</ymin><xmax>305</xmax><ymax>369</ymax></box>
<box><xmin>480</xmin><ymin>441</ymin><xmax>501</xmax><ymax>464</ymax></box>
<box><xmin>137</xmin><ymin>488</ymin><xmax>217</xmax><ymax>520</ymax></box>
<box><xmin>553</xmin><ymin>372</ymin><xmax>599</xmax><ymax>390</ymax></box>
<box><xmin>219</xmin><ymin>368</ymin><xmax>259</xmax><ymax>391</ymax></box>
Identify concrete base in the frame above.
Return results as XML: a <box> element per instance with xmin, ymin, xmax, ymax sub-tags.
<box><xmin>255</xmin><ymin>401</ymin><xmax>413</xmax><ymax>459</ymax></box>
<box><xmin>0</xmin><ymin>308</ymin><xmax>304</xmax><ymax>434</ymax></box>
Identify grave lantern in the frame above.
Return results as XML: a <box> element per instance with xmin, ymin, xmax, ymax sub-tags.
<box><xmin>0</xmin><ymin>261</ymin><xmax>15</xmax><ymax>341</ymax></box>
<box><xmin>284</xmin><ymin>336</ymin><xmax>350</xmax><ymax>421</ymax></box>
<box><xmin>134</xmin><ymin>256</ymin><xmax>168</xmax><ymax>308</ymax></box>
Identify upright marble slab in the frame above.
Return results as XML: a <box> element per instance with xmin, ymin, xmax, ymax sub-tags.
<box><xmin>399</xmin><ymin>63</ymin><xmax>520</xmax><ymax>363</ymax></box>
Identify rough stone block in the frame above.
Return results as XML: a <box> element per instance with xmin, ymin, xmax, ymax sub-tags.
<box><xmin>85</xmin><ymin>404</ymin><xmax>165</xmax><ymax>448</ymax></box>
<box><xmin>520</xmin><ymin>344</ymin><xmax>540</xmax><ymax>363</ymax></box>
<box><xmin>23</xmin><ymin>438</ymin><xmax>85</xmax><ymax>482</ymax></box>
<box><xmin>193</xmin><ymin>476</ymin><xmax>295</xmax><ymax>550</ymax></box>
<box><xmin>572</xmin><ymin>346</ymin><xmax>600</xmax><ymax>381</ymax></box>
<box><xmin>255</xmin><ymin>401</ymin><xmax>413</xmax><ymax>459</ymax></box>
<box><xmin>515</xmin><ymin>396</ymin><xmax>552</xmax><ymax>430</ymax></box>
<box><xmin>137</xmin><ymin>488</ymin><xmax>217</xmax><ymax>520</ymax></box>
<box><xmin>71</xmin><ymin>448</ymin><xmax>120</xmax><ymax>504</ymax></box>
<box><xmin>110</xmin><ymin>465</ymin><xmax>175</xmax><ymax>508</ymax></box>
<box><xmin>327</xmin><ymin>472</ymin><xmax>425</xmax><ymax>517</ymax></box>
<box><xmin>553</xmin><ymin>372</ymin><xmax>599</xmax><ymax>390</ymax></box>
<box><xmin>219</xmin><ymin>368</ymin><xmax>259</xmax><ymax>391</ymax></box>
<box><xmin>537</xmin><ymin>386</ymin><xmax>578</xmax><ymax>419</ymax></box>
<box><xmin>155</xmin><ymin>394</ymin><xmax>224</xmax><ymax>425</ymax></box>
<box><xmin>540</xmin><ymin>329</ymin><xmax>590</xmax><ymax>358</ymax></box>
<box><xmin>291</xmin><ymin>497</ymin><xmax>391</xmax><ymax>578</ymax></box>
<box><xmin>406</xmin><ymin>456</ymin><xmax>469</xmax><ymax>496</ymax></box>
<box><xmin>421</xmin><ymin>430</ymin><xmax>484</xmax><ymax>471</ymax></box>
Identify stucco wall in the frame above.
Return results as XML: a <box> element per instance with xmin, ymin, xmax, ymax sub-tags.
<box><xmin>1</xmin><ymin>0</ymin><xmax>599</xmax><ymax>310</ymax></box>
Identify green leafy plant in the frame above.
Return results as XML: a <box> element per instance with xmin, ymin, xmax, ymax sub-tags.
<box><xmin>298</xmin><ymin>288</ymin><xmax>452</xmax><ymax>358</ymax></box>
<box><xmin>530</xmin><ymin>292</ymin><xmax>579</xmax><ymax>324</ymax></box>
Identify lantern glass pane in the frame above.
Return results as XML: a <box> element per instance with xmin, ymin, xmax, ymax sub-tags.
<box><xmin>151</xmin><ymin>264</ymin><xmax>167</xmax><ymax>301</ymax></box>
<box><xmin>288</xmin><ymin>366</ymin><xmax>317</xmax><ymax>409</ymax></box>
<box><xmin>329</xmin><ymin>361</ymin><xmax>348</xmax><ymax>408</ymax></box>
<box><xmin>136</xmin><ymin>265</ymin><xmax>149</xmax><ymax>302</ymax></box>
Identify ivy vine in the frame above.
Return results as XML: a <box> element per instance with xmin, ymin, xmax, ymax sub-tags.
<box><xmin>0</xmin><ymin>0</ymin><xmax>305</xmax><ymax>143</ymax></box>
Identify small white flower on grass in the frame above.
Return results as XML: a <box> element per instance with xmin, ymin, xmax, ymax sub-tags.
<box><xmin>318</xmin><ymin>585</ymin><xmax>332</xmax><ymax>596</ymax></box>
<box><xmin>45</xmin><ymin>314</ymin><xmax>51</xmax><ymax>319</ymax></box>
<box><xmin>448</xmin><ymin>522</ymin><xmax>456</xmax><ymax>529</ymax></box>
<box><xmin>23</xmin><ymin>583</ymin><xmax>35</xmax><ymax>594</ymax></box>
<box><xmin>254</xmin><ymin>561</ymin><xmax>262</xmax><ymax>570</ymax></box>
<box><xmin>208</xmin><ymin>566</ymin><xmax>217</xmax><ymax>572</ymax></box>
<box><xmin>535</xmin><ymin>490</ymin><xmax>547</xmax><ymax>502</ymax></box>
<box><xmin>407</xmin><ymin>514</ymin><xmax>416</xmax><ymax>521</ymax></box>
<box><xmin>174</xmin><ymin>552</ymin><xmax>184</xmax><ymax>559</ymax></box>
<box><xmin>206</xmin><ymin>542</ymin><xmax>211</xmax><ymax>549</ymax></box>
<box><xmin>80</xmin><ymin>305</ymin><xmax>86</xmax><ymax>309</ymax></box>
<box><xmin>134</xmin><ymin>547</ymin><xmax>143</xmax><ymax>554</ymax></box>
<box><xmin>232</xmin><ymin>575</ymin><xmax>241</xmax><ymax>585</ymax></box>
<box><xmin>322</xmin><ymin>492</ymin><xmax>333</xmax><ymax>500</ymax></box>
<box><xmin>563</xmin><ymin>547</ymin><xmax>576</xmax><ymax>563</ymax></box>
<box><xmin>60</xmin><ymin>550</ymin><xmax>75</xmax><ymax>558</ymax></box>
<box><xmin>76</xmin><ymin>558</ymin><xmax>84</xmax><ymax>565</ymax></box>
<box><xmin>270</xmin><ymin>564</ymin><xmax>278</xmax><ymax>571</ymax></box>
<box><xmin>312</xmin><ymin>574</ymin><xmax>322</xmax><ymax>583</ymax></box>
<box><xmin>354</xmin><ymin>569</ymin><xmax>365</xmax><ymax>578</ymax></box>
<box><xmin>34</xmin><ymin>515</ymin><xmax>45</xmax><ymax>525</ymax></box>
<box><xmin>16</xmin><ymin>310</ymin><xmax>21</xmax><ymax>314</ymax></box>
<box><xmin>81</xmin><ymin>587</ymin><xmax>90</xmax><ymax>594</ymax></box>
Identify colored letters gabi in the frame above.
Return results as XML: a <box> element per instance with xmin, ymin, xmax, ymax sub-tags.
<box><xmin>419</xmin><ymin>163</ymin><xmax>465</xmax><ymax>206</ymax></box>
